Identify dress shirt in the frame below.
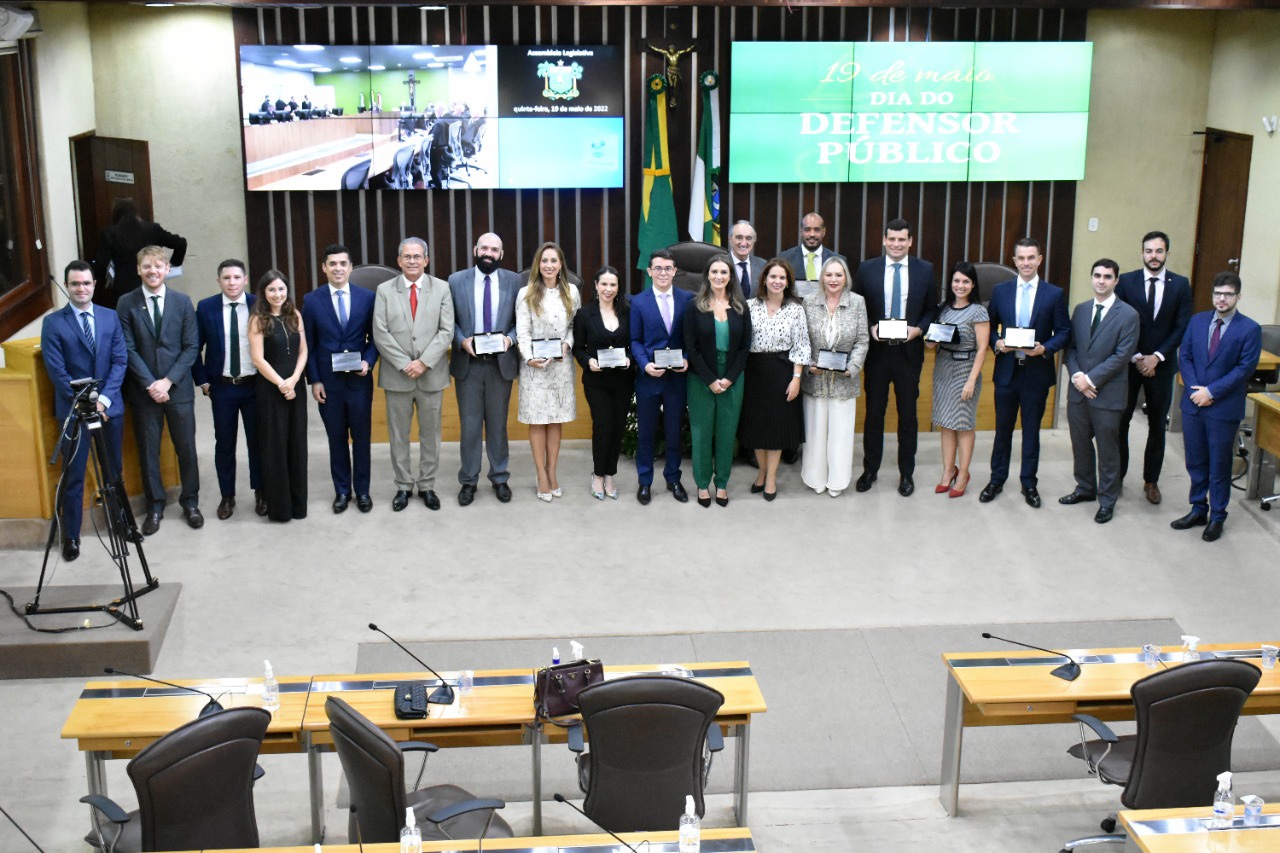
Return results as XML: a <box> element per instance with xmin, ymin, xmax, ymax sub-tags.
<box><xmin>731</xmin><ymin>255</ymin><xmax>751</xmax><ymax>288</ymax></box>
<box><xmin>222</xmin><ymin>295</ymin><xmax>255</xmax><ymax>377</ymax></box>
<box><xmin>76</xmin><ymin>305</ymin><xmax>113</xmax><ymax>410</ymax></box>
<box><xmin>472</xmin><ymin>268</ymin><xmax>500</xmax><ymax>335</ymax></box>
<box><xmin>1013</xmin><ymin>275</ymin><xmax>1039</xmax><ymax>328</ymax></box>
<box><xmin>1132</xmin><ymin>269</ymin><xmax>1168</xmax><ymax>361</ymax></box>
<box><xmin>657</xmin><ymin>289</ymin><xmax>675</xmax><ymax>332</ymax></box>
<box><xmin>329</xmin><ymin>284</ymin><xmax>351</xmax><ymax>323</ymax></box>
<box><xmin>1074</xmin><ymin>293</ymin><xmax>1118</xmax><ymax>389</ymax></box>
<box><xmin>144</xmin><ymin>284</ymin><xmax>167</xmax><ymax>326</ymax></box>
<box><xmin>1210</xmin><ymin>309</ymin><xmax>1236</xmax><ymax>349</ymax></box>
<box><xmin>881</xmin><ymin>257</ymin><xmax>911</xmax><ymax>319</ymax></box>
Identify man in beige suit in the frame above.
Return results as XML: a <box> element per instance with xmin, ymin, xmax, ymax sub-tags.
<box><xmin>373</xmin><ymin>237</ymin><xmax>455</xmax><ymax>511</ymax></box>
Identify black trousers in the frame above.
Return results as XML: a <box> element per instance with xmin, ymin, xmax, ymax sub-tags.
<box><xmin>861</xmin><ymin>345</ymin><xmax>922</xmax><ymax>477</ymax></box>
<box><xmin>584</xmin><ymin>379</ymin><xmax>633</xmax><ymax>477</ymax></box>
<box><xmin>1119</xmin><ymin>361</ymin><xmax>1176</xmax><ymax>485</ymax></box>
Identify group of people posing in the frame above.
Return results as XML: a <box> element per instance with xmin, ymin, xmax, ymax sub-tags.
<box><xmin>41</xmin><ymin>216</ymin><xmax>1263</xmax><ymax>564</ymax></box>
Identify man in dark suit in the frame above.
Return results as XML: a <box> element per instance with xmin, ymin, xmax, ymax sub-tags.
<box><xmin>727</xmin><ymin>220</ymin><xmax>767</xmax><ymax>300</ymax></box>
<box><xmin>194</xmin><ymin>259</ymin><xmax>264</xmax><ymax>521</ymax></box>
<box><xmin>448</xmin><ymin>232</ymin><xmax>521</xmax><ymax>506</ymax></box>
<box><xmin>41</xmin><ymin>261</ymin><xmax>128</xmax><ymax>561</ymax></box>
<box><xmin>303</xmin><ymin>243</ymin><xmax>379</xmax><ymax>514</ymax></box>
<box><xmin>979</xmin><ymin>237</ymin><xmax>1071</xmax><ymax>508</ymax></box>
<box><xmin>1172</xmin><ymin>272</ymin><xmax>1263</xmax><ymax>542</ymax></box>
<box><xmin>630</xmin><ymin>249</ymin><xmax>692</xmax><ymax>504</ymax></box>
<box><xmin>852</xmin><ymin>217</ymin><xmax>936</xmax><ymax>496</ymax></box>
<box><xmin>118</xmin><ymin>245</ymin><xmax>202</xmax><ymax>534</ymax></box>
<box><xmin>1114</xmin><ymin>230</ymin><xmax>1192</xmax><ymax>506</ymax></box>
<box><xmin>779</xmin><ymin>212</ymin><xmax>844</xmax><ymax>283</ymax></box>
<box><xmin>1060</xmin><ymin>259</ymin><xmax>1140</xmax><ymax>524</ymax></box>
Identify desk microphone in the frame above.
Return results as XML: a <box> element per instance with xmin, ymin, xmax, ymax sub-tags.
<box><xmin>103</xmin><ymin>667</ymin><xmax>225</xmax><ymax>716</ymax></box>
<box><xmin>553</xmin><ymin>793</ymin><xmax>648</xmax><ymax>853</ymax></box>
<box><xmin>368</xmin><ymin>623</ymin><xmax>454</xmax><ymax>705</ymax></box>
<box><xmin>981</xmin><ymin>633</ymin><xmax>1082</xmax><ymax>681</ymax></box>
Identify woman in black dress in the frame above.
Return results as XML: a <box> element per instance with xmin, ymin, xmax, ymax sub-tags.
<box><xmin>248</xmin><ymin>270</ymin><xmax>308</xmax><ymax>521</ymax></box>
<box><xmin>572</xmin><ymin>266</ymin><xmax>634</xmax><ymax>500</ymax></box>
<box><xmin>90</xmin><ymin>198</ymin><xmax>187</xmax><ymax>309</ymax></box>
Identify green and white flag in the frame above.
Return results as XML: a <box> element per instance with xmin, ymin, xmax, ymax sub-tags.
<box><xmin>688</xmin><ymin>69</ymin><xmax>721</xmax><ymax>245</ymax></box>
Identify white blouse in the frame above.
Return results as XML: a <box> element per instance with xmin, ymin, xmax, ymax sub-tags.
<box><xmin>747</xmin><ymin>299</ymin><xmax>812</xmax><ymax>364</ymax></box>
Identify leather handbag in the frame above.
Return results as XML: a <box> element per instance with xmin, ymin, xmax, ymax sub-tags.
<box><xmin>534</xmin><ymin>659</ymin><xmax>604</xmax><ymax>721</ymax></box>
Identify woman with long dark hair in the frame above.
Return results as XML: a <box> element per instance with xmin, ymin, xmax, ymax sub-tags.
<box><xmin>248</xmin><ymin>270</ymin><xmax>308</xmax><ymax>521</ymax></box>
<box><xmin>91</xmin><ymin>199</ymin><xmax>187</xmax><ymax>309</ymax></box>
<box><xmin>572</xmin><ymin>265</ymin><xmax>634</xmax><ymax>500</ymax></box>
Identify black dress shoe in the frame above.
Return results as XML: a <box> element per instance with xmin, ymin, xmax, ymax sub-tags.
<box><xmin>356</xmin><ymin>494</ymin><xmax>373</xmax><ymax>513</ymax></box>
<box><xmin>697</xmin><ymin>493</ymin><xmax>712</xmax><ymax>508</ymax></box>
<box><xmin>898</xmin><ymin>476</ymin><xmax>915</xmax><ymax>497</ymax></box>
<box><xmin>637</xmin><ymin>485</ymin><xmax>652</xmax><ymax>505</ymax></box>
<box><xmin>1022</xmin><ymin>487</ymin><xmax>1042</xmax><ymax>509</ymax></box>
<box><xmin>1170</xmin><ymin>511</ymin><xmax>1208</xmax><ymax>530</ymax></box>
<box><xmin>216</xmin><ymin>496</ymin><xmax>235</xmax><ymax>520</ymax></box>
<box><xmin>855</xmin><ymin>472</ymin><xmax>877</xmax><ymax>492</ymax></box>
<box><xmin>750</xmin><ymin>482</ymin><xmax>765</xmax><ymax>494</ymax></box>
<box><xmin>668</xmin><ymin>480</ymin><xmax>689</xmax><ymax>503</ymax></box>
<box><xmin>1094</xmin><ymin>505</ymin><xmax>1114</xmax><ymax>524</ymax></box>
<box><xmin>978</xmin><ymin>482</ymin><xmax>1003</xmax><ymax>503</ymax></box>
<box><xmin>254</xmin><ymin>491</ymin><xmax>268</xmax><ymax>517</ymax></box>
<box><xmin>62</xmin><ymin>538</ymin><xmax>80</xmax><ymax>561</ymax></box>
<box><xmin>392</xmin><ymin>490</ymin><xmax>411</xmax><ymax>512</ymax></box>
<box><xmin>493</xmin><ymin>482</ymin><xmax>513</xmax><ymax>503</ymax></box>
<box><xmin>183</xmin><ymin>507</ymin><xmax>204</xmax><ymax>529</ymax></box>
<box><xmin>420</xmin><ymin>490</ymin><xmax>440</xmax><ymax>511</ymax></box>
<box><xmin>1058</xmin><ymin>491</ymin><xmax>1097</xmax><ymax>505</ymax></box>
<box><xmin>142</xmin><ymin>511</ymin><xmax>163</xmax><ymax>536</ymax></box>
<box><xmin>763</xmin><ymin>490</ymin><xmax>777</xmax><ymax>502</ymax></box>
<box><xmin>716</xmin><ymin>494</ymin><xmax>729</xmax><ymax>507</ymax></box>
<box><xmin>333</xmin><ymin>494</ymin><xmax>351</xmax><ymax>514</ymax></box>
<box><xmin>1202</xmin><ymin>520</ymin><xmax>1224</xmax><ymax>542</ymax></box>
<box><xmin>459</xmin><ymin>484</ymin><xmax>477</xmax><ymax>506</ymax></box>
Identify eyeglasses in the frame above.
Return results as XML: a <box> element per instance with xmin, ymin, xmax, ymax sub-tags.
<box><xmin>400</xmin><ymin>254</ymin><xmax>425</xmax><ymax>261</ymax></box>
<box><xmin>649</xmin><ymin>266</ymin><xmax>675</xmax><ymax>275</ymax></box>
<box><xmin>1211</xmin><ymin>291</ymin><xmax>1238</xmax><ymax>299</ymax></box>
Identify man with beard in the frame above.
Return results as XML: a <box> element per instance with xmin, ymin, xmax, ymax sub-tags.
<box><xmin>779</xmin><ymin>212</ymin><xmax>844</xmax><ymax>283</ymax></box>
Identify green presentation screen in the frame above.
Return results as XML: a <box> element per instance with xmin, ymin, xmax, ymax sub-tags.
<box><xmin>728</xmin><ymin>42</ymin><xmax>1092</xmax><ymax>183</ymax></box>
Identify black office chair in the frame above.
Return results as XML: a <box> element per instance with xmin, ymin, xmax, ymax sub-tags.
<box><xmin>666</xmin><ymin>241</ymin><xmax>725</xmax><ymax>294</ymax></box>
<box><xmin>324</xmin><ymin>696</ymin><xmax>513</xmax><ymax>844</ymax></box>
<box><xmin>388</xmin><ymin>144</ymin><xmax>416</xmax><ymax>190</ymax></box>
<box><xmin>1245</xmin><ymin>324</ymin><xmax>1280</xmax><ymax>393</ymax></box>
<box><xmin>341</xmin><ymin>160</ymin><xmax>372</xmax><ymax>191</ymax></box>
<box><xmin>566</xmin><ymin>675</ymin><xmax>725</xmax><ymax>833</ymax></box>
<box><xmin>348</xmin><ymin>264</ymin><xmax>398</xmax><ymax>293</ymax></box>
<box><xmin>80</xmin><ymin>707</ymin><xmax>271</xmax><ymax>853</ymax></box>
<box><xmin>458</xmin><ymin>118</ymin><xmax>488</xmax><ymax>176</ymax></box>
<box><xmin>972</xmin><ymin>261</ymin><xmax>1017</xmax><ymax>306</ymax></box>
<box><xmin>1059</xmin><ymin>658</ymin><xmax>1260</xmax><ymax>851</ymax></box>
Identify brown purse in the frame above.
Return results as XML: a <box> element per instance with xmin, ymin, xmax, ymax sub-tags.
<box><xmin>534</xmin><ymin>659</ymin><xmax>604</xmax><ymax>721</ymax></box>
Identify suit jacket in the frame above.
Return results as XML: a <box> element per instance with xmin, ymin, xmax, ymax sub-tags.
<box><xmin>1115</xmin><ymin>269</ymin><xmax>1192</xmax><ymax>365</ymax></box>
<box><xmin>629</xmin><ymin>286</ymin><xmax>694</xmax><ymax>393</ymax></box>
<box><xmin>852</xmin><ymin>255</ymin><xmax>937</xmax><ymax>367</ymax></box>
<box><xmin>117</xmin><ymin>286</ymin><xmax>199</xmax><ymax>404</ymax></box>
<box><xmin>193</xmin><ymin>292</ymin><xmax>257</xmax><ymax>386</ymax></box>
<box><xmin>986</xmin><ymin>277</ymin><xmax>1071</xmax><ymax>390</ymax></box>
<box><xmin>40</xmin><ymin>304</ymin><xmax>128</xmax><ymax>420</ymax></box>
<box><xmin>373</xmin><ymin>273</ymin><xmax>454</xmax><ymax>393</ymax></box>
<box><xmin>1178</xmin><ymin>310</ymin><xmax>1263</xmax><ymax>422</ymax></box>
<box><xmin>729</xmin><ymin>254</ymin><xmax>767</xmax><ymax>298</ymax></box>
<box><xmin>682</xmin><ymin>303</ymin><xmax>752</xmax><ymax>385</ymax></box>
<box><xmin>572</xmin><ymin>302</ymin><xmax>635</xmax><ymax>389</ymax></box>
<box><xmin>779</xmin><ymin>245</ymin><xmax>845</xmax><ymax>281</ymax></box>
<box><xmin>91</xmin><ymin>222</ymin><xmax>188</xmax><ymax>309</ymax></box>
<box><xmin>447</xmin><ymin>267</ymin><xmax>521</xmax><ymax>382</ymax></box>
<box><xmin>302</xmin><ymin>284</ymin><xmax>379</xmax><ymax>387</ymax></box>
<box><xmin>1064</xmin><ymin>298</ymin><xmax>1140</xmax><ymax>411</ymax></box>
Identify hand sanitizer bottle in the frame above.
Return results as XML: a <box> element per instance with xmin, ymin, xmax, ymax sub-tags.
<box><xmin>571</xmin><ymin>640</ymin><xmax>585</xmax><ymax>661</ymax></box>
<box><xmin>1181</xmin><ymin>636</ymin><xmax>1201</xmax><ymax>663</ymax></box>
<box><xmin>678</xmin><ymin>794</ymin><xmax>700</xmax><ymax>852</ymax></box>
<box><xmin>262</xmin><ymin>660</ymin><xmax>280</xmax><ymax>711</ymax></box>
<box><xmin>400</xmin><ymin>807</ymin><xmax>422</xmax><ymax>853</ymax></box>
<box><xmin>1212</xmin><ymin>771</ymin><xmax>1235</xmax><ymax>828</ymax></box>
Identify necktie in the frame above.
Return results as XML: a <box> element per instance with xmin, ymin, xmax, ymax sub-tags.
<box><xmin>1091</xmin><ymin>302</ymin><xmax>1104</xmax><ymax>335</ymax></box>
<box><xmin>1017</xmin><ymin>282</ymin><xmax>1031</xmax><ymax>328</ymax></box>
<box><xmin>890</xmin><ymin>263</ymin><xmax>903</xmax><ymax>320</ymax></box>
<box><xmin>482</xmin><ymin>275</ymin><xmax>493</xmax><ymax>333</ymax></box>
<box><xmin>806</xmin><ymin>252</ymin><xmax>817</xmax><ymax>281</ymax></box>
<box><xmin>150</xmin><ymin>295</ymin><xmax>163</xmax><ymax>338</ymax></box>
<box><xmin>336</xmin><ymin>289</ymin><xmax>348</xmax><ymax>327</ymax></box>
<box><xmin>1209</xmin><ymin>318</ymin><xmax>1223</xmax><ymax>358</ymax></box>
<box><xmin>409</xmin><ymin>283</ymin><xmax>418</xmax><ymax>320</ymax></box>
<box><xmin>80</xmin><ymin>311</ymin><xmax>95</xmax><ymax>354</ymax></box>
<box><xmin>659</xmin><ymin>293</ymin><xmax>673</xmax><ymax>334</ymax></box>
<box><xmin>228</xmin><ymin>301</ymin><xmax>241</xmax><ymax>377</ymax></box>
<box><xmin>1147</xmin><ymin>276</ymin><xmax>1158</xmax><ymax>317</ymax></box>
<box><xmin>739</xmin><ymin>262</ymin><xmax>750</xmax><ymax>299</ymax></box>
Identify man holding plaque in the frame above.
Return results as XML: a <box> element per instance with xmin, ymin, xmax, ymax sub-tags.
<box><xmin>302</xmin><ymin>243</ymin><xmax>379</xmax><ymax>514</ymax></box>
<box><xmin>727</xmin><ymin>220</ymin><xmax>767</xmax><ymax>299</ymax></box>
<box><xmin>780</xmin><ymin>212</ymin><xmax>844</xmax><ymax>283</ymax></box>
<box><xmin>448</xmin><ymin>232</ymin><xmax>522</xmax><ymax>506</ymax></box>
<box><xmin>979</xmin><ymin>238</ymin><xmax>1071</xmax><ymax>508</ymax></box>
<box><xmin>1060</xmin><ymin>259</ymin><xmax>1139</xmax><ymax>524</ymax></box>
<box><xmin>852</xmin><ymin>218</ymin><xmax>936</xmax><ymax>496</ymax></box>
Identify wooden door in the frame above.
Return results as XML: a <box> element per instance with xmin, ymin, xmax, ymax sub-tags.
<box><xmin>1191</xmin><ymin>128</ymin><xmax>1252</xmax><ymax>314</ymax></box>
<box><xmin>72</xmin><ymin>135</ymin><xmax>153</xmax><ymax>265</ymax></box>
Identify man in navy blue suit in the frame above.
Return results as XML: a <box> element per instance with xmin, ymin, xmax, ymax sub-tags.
<box><xmin>194</xmin><ymin>259</ymin><xmax>264</xmax><ymax>520</ymax></box>
<box><xmin>979</xmin><ymin>237</ymin><xmax>1071</xmax><ymax>508</ymax></box>
<box><xmin>629</xmin><ymin>249</ymin><xmax>692</xmax><ymax>504</ymax></box>
<box><xmin>1115</xmin><ymin>231</ymin><xmax>1192</xmax><ymax>506</ymax></box>
<box><xmin>302</xmin><ymin>244</ymin><xmax>379</xmax><ymax>513</ymax></box>
<box><xmin>41</xmin><ymin>261</ymin><xmax>128</xmax><ymax>561</ymax></box>
<box><xmin>1171</xmin><ymin>272</ymin><xmax>1262</xmax><ymax>542</ymax></box>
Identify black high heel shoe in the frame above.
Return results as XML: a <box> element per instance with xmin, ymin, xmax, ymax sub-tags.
<box><xmin>716</xmin><ymin>490</ymin><xmax>729</xmax><ymax>507</ymax></box>
<box><xmin>750</xmin><ymin>482</ymin><xmax>765</xmax><ymax>494</ymax></box>
<box><xmin>697</xmin><ymin>490</ymin><xmax>712</xmax><ymax>508</ymax></box>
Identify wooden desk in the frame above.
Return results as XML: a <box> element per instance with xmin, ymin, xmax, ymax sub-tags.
<box><xmin>1120</xmin><ymin>804</ymin><xmax>1280</xmax><ymax>852</ymax></box>
<box><xmin>939</xmin><ymin>643</ymin><xmax>1280</xmax><ymax>816</ymax></box>
<box><xmin>303</xmin><ymin>662</ymin><xmax>767</xmax><ymax>841</ymax></box>
<box><xmin>210</xmin><ymin>827</ymin><xmax>756</xmax><ymax>852</ymax></box>
<box><xmin>1246</xmin><ymin>391</ymin><xmax>1280</xmax><ymax>502</ymax></box>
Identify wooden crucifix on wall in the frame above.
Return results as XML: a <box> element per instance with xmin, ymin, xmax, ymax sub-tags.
<box><xmin>645</xmin><ymin>40</ymin><xmax>695</xmax><ymax>108</ymax></box>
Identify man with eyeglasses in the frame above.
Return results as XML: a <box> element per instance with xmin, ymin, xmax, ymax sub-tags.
<box><xmin>630</xmin><ymin>249</ymin><xmax>692</xmax><ymax>504</ymax></box>
<box><xmin>1171</xmin><ymin>272</ymin><xmax>1262</xmax><ymax>542</ymax></box>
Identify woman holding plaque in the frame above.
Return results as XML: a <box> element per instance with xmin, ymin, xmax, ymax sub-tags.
<box><xmin>516</xmin><ymin>242</ymin><xmax>581</xmax><ymax>502</ymax></box>
<box><xmin>926</xmin><ymin>261</ymin><xmax>990</xmax><ymax>498</ymax></box>
<box><xmin>248</xmin><ymin>270</ymin><xmax>309</xmax><ymax>521</ymax></box>
<box><xmin>572</xmin><ymin>265</ymin><xmax>634</xmax><ymax>501</ymax></box>
<box><xmin>682</xmin><ymin>254</ymin><xmax>752</xmax><ymax>507</ymax></box>
<box><xmin>738</xmin><ymin>259</ymin><xmax>811</xmax><ymax>500</ymax></box>
<box><xmin>800</xmin><ymin>257</ymin><xmax>870</xmax><ymax>497</ymax></box>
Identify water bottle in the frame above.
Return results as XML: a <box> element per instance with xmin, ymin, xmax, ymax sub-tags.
<box><xmin>678</xmin><ymin>794</ymin><xmax>700</xmax><ymax>853</ymax></box>
<box><xmin>262</xmin><ymin>660</ymin><xmax>280</xmax><ymax>712</ymax></box>
<box><xmin>459</xmin><ymin>669</ymin><xmax>474</xmax><ymax>695</ymax></box>
<box><xmin>1211</xmin><ymin>771</ymin><xmax>1234</xmax><ymax>828</ymax></box>
<box><xmin>400</xmin><ymin>807</ymin><xmax>422</xmax><ymax>853</ymax></box>
<box><xmin>1182</xmin><ymin>635</ymin><xmax>1201</xmax><ymax>663</ymax></box>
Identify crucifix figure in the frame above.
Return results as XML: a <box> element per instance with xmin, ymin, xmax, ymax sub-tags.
<box><xmin>403</xmin><ymin>72</ymin><xmax>419</xmax><ymax>113</ymax></box>
<box><xmin>646</xmin><ymin>41</ymin><xmax>695</xmax><ymax>108</ymax></box>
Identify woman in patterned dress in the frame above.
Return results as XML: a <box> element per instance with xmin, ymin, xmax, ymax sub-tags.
<box><xmin>926</xmin><ymin>261</ymin><xmax>989</xmax><ymax>498</ymax></box>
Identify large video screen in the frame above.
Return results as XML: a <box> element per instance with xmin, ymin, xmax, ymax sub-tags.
<box><xmin>729</xmin><ymin>42</ymin><xmax>1092</xmax><ymax>183</ymax></box>
<box><xmin>239</xmin><ymin>44</ymin><xmax>624</xmax><ymax>191</ymax></box>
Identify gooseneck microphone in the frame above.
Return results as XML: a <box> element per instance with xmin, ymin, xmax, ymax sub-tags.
<box><xmin>553</xmin><ymin>793</ymin><xmax>647</xmax><ymax>853</ymax></box>
<box><xmin>981</xmin><ymin>633</ymin><xmax>1082</xmax><ymax>681</ymax></box>
<box><xmin>368</xmin><ymin>623</ymin><xmax>454</xmax><ymax>704</ymax></box>
<box><xmin>103</xmin><ymin>667</ymin><xmax>225</xmax><ymax>716</ymax></box>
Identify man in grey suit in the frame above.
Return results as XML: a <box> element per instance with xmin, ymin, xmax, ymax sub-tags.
<box><xmin>779</xmin><ymin>212</ymin><xmax>844</xmax><ymax>282</ymax></box>
<box><xmin>1060</xmin><ymin>258</ymin><xmax>1139</xmax><ymax>524</ymax></box>
<box><xmin>117</xmin><ymin>245</ymin><xmax>202</xmax><ymax>534</ymax></box>
<box><xmin>373</xmin><ymin>237</ymin><xmax>454</xmax><ymax>512</ymax></box>
<box><xmin>727</xmin><ymin>220</ymin><xmax>766</xmax><ymax>300</ymax></box>
<box><xmin>448</xmin><ymin>232</ymin><xmax>521</xmax><ymax>506</ymax></box>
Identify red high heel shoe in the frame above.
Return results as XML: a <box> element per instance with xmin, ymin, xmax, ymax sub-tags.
<box><xmin>935</xmin><ymin>466</ymin><xmax>958</xmax><ymax>494</ymax></box>
<box><xmin>950</xmin><ymin>472</ymin><xmax>971</xmax><ymax>498</ymax></box>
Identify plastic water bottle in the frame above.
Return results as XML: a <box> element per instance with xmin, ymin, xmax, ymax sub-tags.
<box><xmin>678</xmin><ymin>794</ymin><xmax>700</xmax><ymax>853</ymax></box>
<box><xmin>1182</xmin><ymin>635</ymin><xmax>1201</xmax><ymax>663</ymax></box>
<box><xmin>400</xmin><ymin>807</ymin><xmax>422</xmax><ymax>853</ymax></box>
<box><xmin>459</xmin><ymin>669</ymin><xmax>474</xmax><ymax>695</ymax></box>
<box><xmin>1212</xmin><ymin>771</ymin><xmax>1235</xmax><ymax>828</ymax></box>
<box><xmin>262</xmin><ymin>660</ymin><xmax>280</xmax><ymax>712</ymax></box>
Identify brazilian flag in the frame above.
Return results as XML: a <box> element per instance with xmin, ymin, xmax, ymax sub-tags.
<box><xmin>636</xmin><ymin>74</ymin><xmax>678</xmax><ymax>288</ymax></box>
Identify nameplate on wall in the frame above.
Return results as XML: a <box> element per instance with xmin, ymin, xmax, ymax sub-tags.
<box><xmin>105</xmin><ymin>170</ymin><xmax>135</xmax><ymax>185</ymax></box>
